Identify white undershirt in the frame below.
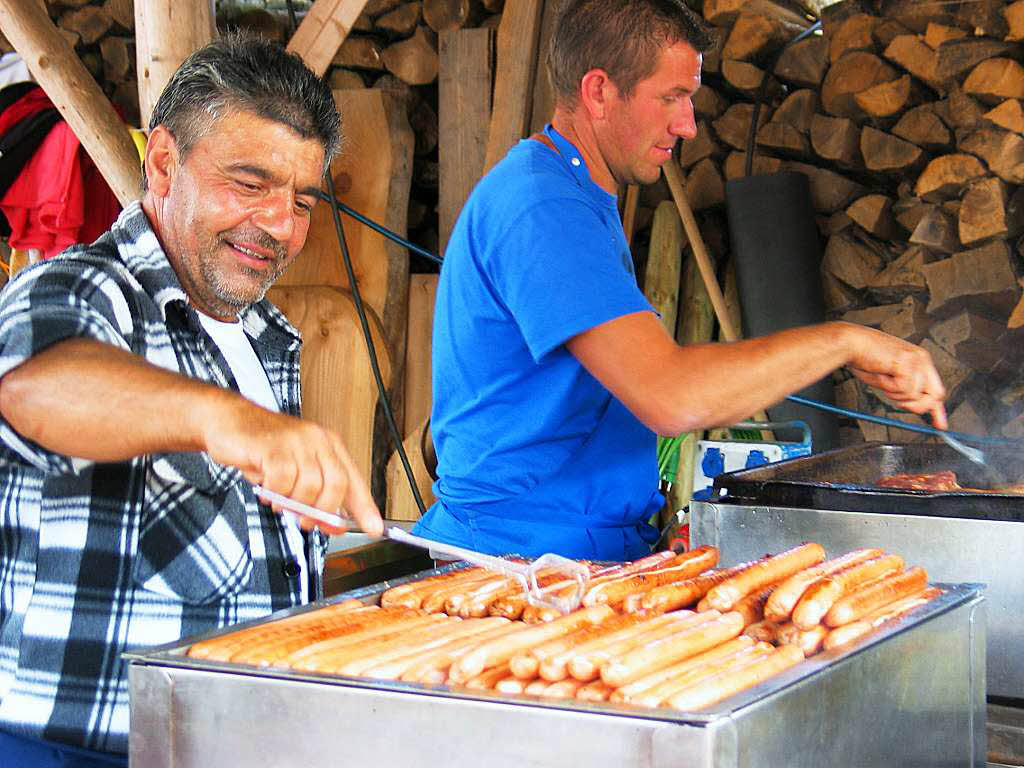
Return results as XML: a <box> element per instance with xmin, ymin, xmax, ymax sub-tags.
<box><xmin>197</xmin><ymin>311</ymin><xmax>308</xmax><ymax>602</ymax></box>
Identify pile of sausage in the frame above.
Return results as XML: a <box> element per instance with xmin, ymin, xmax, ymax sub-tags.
<box><xmin>185</xmin><ymin>543</ymin><xmax>940</xmax><ymax>712</ymax></box>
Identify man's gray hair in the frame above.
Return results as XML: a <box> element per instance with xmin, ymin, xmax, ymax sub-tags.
<box><xmin>146</xmin><ymin>33</ymin><xmax>341</xmax><ymax>185</ymax></box>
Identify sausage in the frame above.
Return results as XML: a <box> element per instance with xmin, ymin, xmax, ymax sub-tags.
<box><xmin>523</xmin><ymin>679</ymin><xmax>550</xmax><ymax>695</ymax></box>
<box><xmin>704</xmin><ymin>543</ymin><xmax>826</xmax><ymax>612</ymax></box>
<box><xmin>775</xmin><ymin>622</ymin><xmax>828</xmax><ymax>656</ymax></box>
<box><xmin>463</xmin><ymin>662</ymin><xmax>513</xmax><ymax>690</ymax></box>
<box><xmin>821</xmin><ymin>587</ymin><xmax>941</xmax><ymax>651</ymax></box>
<box><xmin>791</xmin><ymin>554</ymin><xmax>904</xmax><ymax>630</ymax></box>
<box><xmin>631</xmin><ymin>641</ymin><xmax>775</xmax><ymax>709</ymax></box>
<box><xmin>824</xmin><ymin>566</ymin><xmax>928</xmax><ymax>627</ymax></box>
<box><xmin>610</xmin><ymin>635</ymin><xmax>756</xmax><ymax>705</ymax></box>
<box><xmin>581</xmin><ymin>547</ymin><xmax>719</xmax><ymax>607</ymax></box>
<box><xmin>509</xmin><ymin>612</ymin><xmax>644</xmax><ymax>680</ymax></box>
<box><xmin>331</xmin><ymin>618</ymin><xmax>474</xmax><ymax>676</ymax></box>
<box><xmin>763</xmin><ymin>548</ymin><xmax>884</xmax><ymax>622</ymax></box>
<box><xmin>287</xmin><ymin>614</ymin><xmax>446</xmax><ymax>671</ymax></box>
<box><xmin>539</xmin><ymin>679</ymin><xmax>586</xmax><ymax>699</ymax></box>
<box><xmin>495</xmin><ymin>675</ymin><xmax>529</xmax><ymax>695</ymax></box>
<box><xmin>666</xmin><ymin>644</ymin><xmax>805</xmax><ymax>712</ymax></box>
<box><xmin>576</xmin><ymin>680</ymin><xmax>615</xmax><ymax>702</ymax></box>
<box><xmin>601</xmin><ymin>610</ymin><xmax>745</xmax><ymax>687</ymax></box>
<box><xmin>381</xmin><ymin>567</ymin><xmax>486</xmax><ymax>609</ymax></box>
<box><xmin>459</xmin><ymin>567</ymin><xmax>568</xmax><ymax>618</ymax></box>
<box><xmin>449</xmin><ymin>605</ymin><xmax>615</xmax><ymax>684</ymax></box>
<box><xmin>399</xmin><ymin>621</ymin><xmax>523</xmax><ymax>684</ymax></box>
<box><xmin>361</xmin><ymin>617</ymin><xmax>512</xmax><ymax>680</ymax></box>
<box><xmin>743</xmin><ymin>619</ymin><xmax>781</xmax><ymax>644</ymax></box>
<box><xmin>633</xmin><ymin>562</ymin><xmax>754</xmax><ymax>614</ymax></box>
<box><xmin>730</xmin><ymin>583</ymin><xmax>781</xmax><ymax>627</ymax></box>
<box><xmin>425</xmin><ymin>573</ymin><xmax>509</xmax><ymax>615</ymax></box>
<box><xmin>566</xmin><ymin>611</ymin><xmax>707</xmax><ymax>682</ymax></box>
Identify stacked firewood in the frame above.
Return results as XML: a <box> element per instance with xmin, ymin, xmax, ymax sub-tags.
<box><xmin>659</xmin><ymin>0</ymin><xmax>1024</xmax><ymax>443</ymax></box>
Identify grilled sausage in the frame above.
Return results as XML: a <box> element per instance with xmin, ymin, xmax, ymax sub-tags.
<box><xmin>361</xmin><ymin>617</ymin><xmax>513</xmax><ymax>680</ymax></box>
<box><xmin>581</xmin><ymin>547</ymin><xmax>719</xmax><ymax>607</ymax></box>
<box><xmin>824</xmin><ymin>567</ymin><xmax>929</xmax><ymax>628</ymax></box>
<box><xmin>775</xmin><ymin>622</ymin><xmax>828</xmax><ymax>656</ymax></box>
<box><xmin>398</xmin><ymin>621</ymin><xmax>524</xmax><ymax>684</ymax></box>
<box><xmin>632</xmin><ymin>562</ymin><xmax>754</xmax><ymax>614</ymax></box>
<box><xmin>791</xmin><ymin>554</ymin><xmax>904</xmax><ymax>630</ymax></box>
<box><xmin>666</xmin><ymin>644</ymin><xmax>804</xmax><ymax>712</ymax></box>
<box><xmin>763</xmin><ymin>548</ymin><xmax>884</xmax><ymax>622</ymax></box>
<box><xmin>509</xmin><ymin>612</ymin><xmax>645</xmax><ymax>679</ymax></box>
<box><xmin>704</xmin><ymin>543</ymin><xmax>826</xmax><ymax>612</ymax></box>
<box><xmin>822</xmin><ymin>586</ymin><xmax>942</xmax><ymax>651</ymax></box>
<box><xmin>381</xmin><ymin>567</ymin><xmax>486</xmax><ymax>609</ymax></box>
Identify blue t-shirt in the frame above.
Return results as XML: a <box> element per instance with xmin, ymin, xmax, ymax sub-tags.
<box><xmin>414</xmin><ymin>125</ymin><xmax>663</xmax><ymax>560</ymax></box>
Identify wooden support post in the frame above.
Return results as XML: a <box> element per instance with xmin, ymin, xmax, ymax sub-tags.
<box><xmin>286</xmin><ymin>0</ymin><xmax>371</xmax><ymax>77</ymax></box>
<box><xmin>481</xmin><ymin>0</ymin><xmax>544</xmax><ymax>175</ymax></box>
<box><xmin>135</xmin><ymin>0</ymin><xmax>215</xmax><ymax>128</ymax></box>
<box><xmin>0</xmin><ymin>0</ymin><xmax>142</xmax><ymax>205</ymax></box>
<box><xmin>622</xmin><ymin>185</ymin><xmax>641</xmax><ymax>246</ymax></box>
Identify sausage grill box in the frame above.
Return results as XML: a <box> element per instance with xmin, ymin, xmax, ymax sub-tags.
<box><xmin>126</xmin><ymin>567</ymin><xmax>984</xmax><ymax>768</ymax></box>
<box><xmin>691</xmin><ymin>441</ymin><xmax>1021</xmax><ymax>701</ymax></box>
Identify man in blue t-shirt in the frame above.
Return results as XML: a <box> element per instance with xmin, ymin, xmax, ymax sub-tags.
<box><xmin>415</xmin><ymin>0</ymin><xmax>948</xmax><ymax>561</ymax></box>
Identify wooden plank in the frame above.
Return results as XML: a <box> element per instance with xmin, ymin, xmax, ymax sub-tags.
<box><xmin>529</xmin><ymin>0</ymin><xmax>569</xmax><ymax>133</ymax></box>
<box><xmin>438</xmin><ymin>27</ymin><xmax>493</xmax><ymax>254</ymax></box>
<box><xmin>0</xmin><ymin>0</ymin><xmax>141</xmax><ymax>205</ymax></box>
<box><xmin>286</xmin><ymin>0</ymin><xmax>371</xmax><ymax>77</ymax></box>
<box><xmin>386</xmin><ymin>416</ymin><xmax>437</xmax><ymax>522</ymax></box>
<box><xmin>266</xmin><ymin>285</ymin><xmax>393</xmax><ymax>482</ymax></box>
<box><xmin>621</xmin><ymin>185</ymin><xmax>641</xmax><ymax>246</ymax></box>
<box><xmin>404</xmin><ymin>273</ymin><xmax>438</xmax><ymax>436</ymax></box>
<box><xmin>643</xmin><ymin>200</ymin><xmax>684</xmax><ymax>337</ymax></box>
<box><xmin>481</xmin><ymin>0</ymin><xmax>544</xmax><ymax>175</ymax></box>
<box><xmin>135</xmin><ymin>0</ymin><xmax>215</xmax><ymax>127</ymax></box>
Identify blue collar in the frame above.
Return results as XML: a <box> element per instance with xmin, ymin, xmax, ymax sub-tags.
<box><xmin>542</xmin><ymin>124</ymin><xmax>616</xmax><ymax>204</ymax></box>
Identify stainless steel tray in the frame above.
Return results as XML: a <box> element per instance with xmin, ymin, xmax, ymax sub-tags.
<box><xmin>127</xmin><ymin>569</ymin><xmax>985</xmax><ymax>767</ymax></box>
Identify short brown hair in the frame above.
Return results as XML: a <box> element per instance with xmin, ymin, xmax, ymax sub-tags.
<box><xmin>548</xmin><ymin>0</ymin><xmax>714</xmax><ymax>109</ymax></box>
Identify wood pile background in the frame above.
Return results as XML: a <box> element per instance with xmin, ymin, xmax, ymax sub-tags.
<box><xmin>4</xmin><ymin>0</ymin><xmax>1023</xmax><ymax>517</ymax></box>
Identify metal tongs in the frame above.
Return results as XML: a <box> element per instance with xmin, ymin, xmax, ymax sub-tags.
<box><xmin>253</xmin><ymin>486</ymin><xmax>590</xmax><ymax>614</ymax></box>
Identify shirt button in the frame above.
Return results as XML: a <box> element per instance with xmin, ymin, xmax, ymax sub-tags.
<box><xmin>282</xmin><ymin>559</ymin><xmax>301</xmax><ymax>578</ymax></box>
<box><xmin>571</xmin><ymin>157</ymin><xmax>581</xmax><ymax>167</ymax></box>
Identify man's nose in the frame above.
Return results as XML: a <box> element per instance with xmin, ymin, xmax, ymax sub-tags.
<box><xmin>671</xmin><ymin>99</ymin><xmax>698</xmax><ymax>140</ymax></box>
<box><xmin>252</xmin><ymin>190</ymin><xmax>295</xmax><ymax>244</ymax></box>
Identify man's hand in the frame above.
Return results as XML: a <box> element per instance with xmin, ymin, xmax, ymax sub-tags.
<box><xmin>200</xmin><ymin>393</ymin><xmax>384</xmax><ymax>536</ymax></box>
<box><xmin>841</xmin><ymin>323</ymin><xmax>948</xmax><ymax>430</ymax></box>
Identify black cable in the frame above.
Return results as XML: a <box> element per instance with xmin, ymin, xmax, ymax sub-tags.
<box><xmin>324</xmin><ymin>171</ymin><xmax>430</xmax><ymax>516</ymax></box>
<box><xmin>317</xmin><ymin>191</ymin><xmax>443</xmax><ymax>265</ymax></box>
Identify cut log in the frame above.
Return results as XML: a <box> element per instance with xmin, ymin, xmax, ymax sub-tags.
<box><xmin>983</xmin><ymin>99</ymin><xmax>1024</xmax><ymax>134</ymax></box>
<box><xmin>723</xmin><ymin>150</ymin><xmax>783</xmax><ymax>179</ymax></box>
<box><xmin>932</xmin><ymin>86</ymin><xmax>986</xmax><ymax>133</ymax></box>
<box><xmin>104</xmin><ymin>0</ymin><xmax>134</xmax><ymax>31</ymax></box>
<box><xmin>712</xmin><ymin>103</ymin><xmax>770</xmax><ymax>151</ymax></box>
<box><xmin>810</xmin><ymin>113</ymin><xmax>861</xmax><ymax>168</ymax></box>
<box><xmin>930</xmin><ymin>310</ymin><xmax>1006</xmax><ymax>373</ymax></box>
<box><xmin>819</xmin><ymin>210</ymin><xmax>853</xmax><ymax>237</ymax></box>
<box><xmin>923</xmin><ymin>22</ymin><xmax>966</xmax><ymax>49</ymax></box>
<box><xmin>771</xmin><ymin>88</ymin><xmax>817</xmax><ymax>133</ymax></box>
<box><xmin>1007</xmin><ymin>1</ymin><xmax>1024</xmax><ymax>42</ymax></box>
<box><xmin>842</xmin><ymin>301</ymin><xmax>904</xmax><ymax>328</ymax></box>
<box><xmin>366</xmin><ymin>0</ymin><xmax>402</xmax><ymax>14</ymax></box>
<box><xmin>756</xmin><ymin>120</ymin><xmax>809</xmax><ymax>158</ymax></box>
<box><xmin>891</xmin><ymin>104</ymin><xmax>951</xmax><ymax>151</ymax></box>
<box><xmin>867</xmin><ymin>244</ymin><xmax>927</xmax><ymax>302</ymax></box>
<box><xmin>860</xmin><ymin>125</ymin><xmax>924</xmax><ymax>174</ymax></box>
<box><xmin>409</xmin><ymin>96</ymin><xmax>439</xmax><ymax>155</ymax></box>
<box><xmin>920</xmin><ymin>339</ymin><xmax>972</xmax><ymax>401</ymax></box>
<box><xmin>59</xmin><ymin>5</ymin><xmax>112</xmax><ymax>45</ymax></box>
<box><xmin>847</xmin><ymin>193</ymin><xmax>894</xmax><ymax>239</ymax></box>
<box><xmin>880</xmin><ymin>295</ymin><xmax>928</xmax><ymax>341</ymax></box>
<box><xmin>786</xmin><ymin>161</ymin><xmax>864</xmax><ymax>213</ymax></box>
<box><xmin>704</xmin><ymin>0</ymin><xmax>813</xmax><ymax>30</ymax></box>
<box><xmin>822</xmin><ymin>270</ymin><xmax>859</xmax><ymax>314</ymax></box>
<box><xmin>377</xmin><ymin>2</ymin><xmax>422</xmax><ymax>37</ymax></box>
<box><xmin>909</xmin><ymin>206</ymin><xmax>958</xmax><ymax>253</ymax></box>
<box><xmin>685</xmin><ymin>157</ymin><xmax>725</xmax><ymax>211</ymax></box>
<box><xmin>644</xmin><ymin>200</ymin><xmax>685</xmax><ymax>337</ymax></box>
<box><xmin>854</xmin><ymin>73</ymin><xmax>916</xmax><ymax>118</ymax></box>
<box><xmin>834</xmin><ymin>376</ymin><xmax>866</xmax><ymax>413</ymax></box>
<box><xmin>921</xmin><ymin>240</ymin><xmax>1019</xmax><ymax>316</ymax></box>
<box><xmin>386</xmin><ymin>416</ymin><xmax>437</xmax><ymax>522</ymax></box>
<box><xmin>287</xmin><ymin>0</ymin><xmax>371</xmax><ymax>77</ymax></box>
<box><xmin>822</xmin><ymin>232</ymin><xmax>885</xmax><ymax>289</ymax></box>
<box><xmin>382</xmin><ymin>25</ymin><xmax>437</xmax><ymax>83</ymax></box>
<box><xmin>963</xmin><ymin>59</ymin><xmax>1024</xmax><ymax>104</ymax></box>
<box><xmin>99</xmin><ymin>35</ymin><xmax>131</xmax><ymax>84</ymax></box>
<box><xmin>722</xmin><ymin>12</ymin><xmax>788</xmax><ymax>62</ymax></box>
<box><xmin>678</xmin><ymin>120</ymin><xmax>720</xmax><ymax>169</ymax></box>
<box><xmin>438</xmin><ymin>27</ymin><xmax>492</xmax><ymax>252</ymax></box>
<box><xmin>959</xmin><ymin>128</ymin><xmax>1024</xmax><ymax>185</ymax></box>
<box><xmin>880</xmin><ymin>0</ymin><xmax>957</xmax><ymax>33</ymax></box>
<box><xmin>936</xmin><ymin>37</ymin><xmax>1016</xmax><ymax>82</ymax></box>
<box><xmin>914</xmin><ymin>154</ymin><xmax>987</xmax><ymax>201</ymax></box>
<box><xmin>481</xmin><ymin>0</ymin><xmax>543</xmax><ymax>174</ymax></box>
<box><xmin>423</xmin><ymin>0</ymin><xmax>476</xmax><ymax>33</ymax></box>
<box><xmin>334</xmin><ymin>35</ymin><xmax>385</xmax><ymax>70</ymax></box>
<box><xmin>882</xmin><ymin>34</ymin><xmax>942</xmax><ymax>91</ymax></box>
<box><xmin>820</xmin><ymin>51</ymin><xmax>898</xmax><ymax>118</ymax></box>
<box><xmin>774</xmin><ymin>35</ymin><xmax>829</xmax><ymax>88</ymax></box>
<box><xmin>829</xmin><ymin>13</ymin><xmax>878</xmax><ymax>63</ymax></box>
<box><xmin>873</xmin><ymin>19</ymin><xmax>913</xmax><ymax>49</ymax></box>
<box><xmin>404</xmin><ymin>274</ymin><xmax>437</xmax><ymax>432</ymax></box>
<box><xmin>960</xmin><ymin>177</ymin><xmax>1024</xmax><ymax>247</ymax></box>
<box><xmin>892</xmin><ymin>198</ymin><xmax>932</xmax><ymax>235</ymax></box>
<box><xmin>329</xmin><ymin>68</ymin><xmax>366</xmax><ymax>89</ymax></box>
<box><xmin>693</xmin><ymin>84</ymin><xmax>728</xmax><ymax>120</ymax></box>
<box><xmin>267</xmin><ymin>285</ymin><xmax>392</xmax><ymax>482</ymax></box>
<box><xmin>956</xmin><ymin>0</ymin><xmax>1009</xmax><ymax>40</ymax></box>
<box><xmin>721</xmin><ymin>59</ymin><xmax>779</xmax><ymax>100</ymax></box>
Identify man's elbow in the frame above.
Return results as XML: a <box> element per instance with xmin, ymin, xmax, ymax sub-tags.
<box><xmin>635</xmin><ymin>397</ymin><xmax>711</xmax><ymax>438</ymax></box>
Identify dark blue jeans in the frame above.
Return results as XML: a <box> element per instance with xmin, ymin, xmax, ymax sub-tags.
<box><xmin>0</xmin><ymin>729</ymin><xmax>127</xmax><ymax>768</ymax></box>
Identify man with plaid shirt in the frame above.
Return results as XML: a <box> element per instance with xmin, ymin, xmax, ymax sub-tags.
<box><xmin>0</xmin><ymin>35</ymin><xmax>383</xmax><ymax>766</ymax></box>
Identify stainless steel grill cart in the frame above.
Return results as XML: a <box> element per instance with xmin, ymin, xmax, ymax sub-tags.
<box><xmin>127</xmin><ymin>572</ymin><xmax>984</xmax><ymax>768</ymax></box>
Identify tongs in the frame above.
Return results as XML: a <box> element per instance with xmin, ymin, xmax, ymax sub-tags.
<box><xmin>254</xmin><ymin>486</ymin><xmax>590</xmax><ymax>614</ymax></box>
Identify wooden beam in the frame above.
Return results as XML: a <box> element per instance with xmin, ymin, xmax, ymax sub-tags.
<box><xmin>286</xmin><ymin>0</ymin><xmax>371</xmax><ymax>77</ymax></box>
<box><xmin>135</xmin><ymin>0</ymin><xmax>215</xmax><ymax>128</ymax></box>
<box><xmin>0</xmin><ymin>0</ymin><xmax>142</xmax><ymax>205</ymax></box>
<box><xmin>481</xmin><ymin>0</ymin><xmax>543</xmax><ymax>175</ymax></box>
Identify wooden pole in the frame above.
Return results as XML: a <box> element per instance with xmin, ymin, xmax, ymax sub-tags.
<box><xmin>286</xmin><ymin>0</ymin><xmax>370</xmax><ymax>77</ymax></box>
<box><xmin>0</xmin><ymin>0</ymin><xmax>142</xmax><ymax>206</ymax></box>
<box><xmin>621</xmin><ymin>184</ymin><xmax>641</xmax><ymax>246</ymax></box>
<box><xmin>135</xmin><ymin>0</ymin><xmax>216</xmax><ymax>128</ymax></box>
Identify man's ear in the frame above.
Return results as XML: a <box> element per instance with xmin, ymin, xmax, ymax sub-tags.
<box><xmin>144</xmin><ymin>125</ymin><xmax>179</xmax><ymax>198</ymax></box>
<box><xmin>579</xmin><ymin>68</ymin><xmax>618</xmax><ymax>121</ymax></box>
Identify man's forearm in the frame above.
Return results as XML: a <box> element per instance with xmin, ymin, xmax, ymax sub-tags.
<box><xmin>0</xmin><ymin>337</ymin><xmax>235</xmax><ymax>461</ymax></box>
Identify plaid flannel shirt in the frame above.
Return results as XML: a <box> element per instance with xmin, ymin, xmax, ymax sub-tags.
<box><xmin>0</xmin><ymin>201</ymin><xmax>319</xmax><ymax>754</ymax></box>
